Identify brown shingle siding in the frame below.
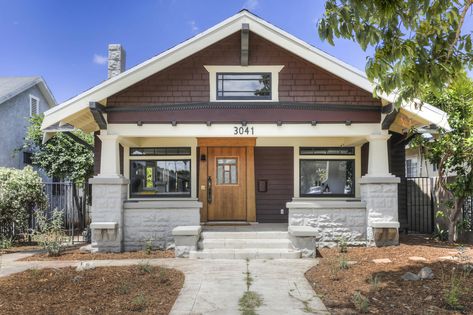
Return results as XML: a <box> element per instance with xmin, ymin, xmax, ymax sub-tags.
<box><xmin>107</xmin><ymin>31</ymin><xmax>380</xmax><ymax>106</ymax></box>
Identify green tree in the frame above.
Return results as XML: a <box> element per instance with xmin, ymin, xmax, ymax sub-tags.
<box><xmin>23</xmin><ymin>115</ymin><xmax>94</xmax><ymax>228</ymax></box>
<box><xmin>318</xmin><ymin>0</ymin><xmax>473</xmax><ymax>105</ymax></box>
<box><xmin>420</xmin><ymin>74</ymin><xmax>473</xmax><ymax>242</ymax></box>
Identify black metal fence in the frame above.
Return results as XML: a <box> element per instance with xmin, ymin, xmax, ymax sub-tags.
<box><xmin>403</xmin><ymin>177</ymin><xmax>435</xmax><ymax>234</ymax></box>
<box><xmin>463</xmin><ymin>196</ymin><xmax>473</xmax><ymax>232</ymax></box>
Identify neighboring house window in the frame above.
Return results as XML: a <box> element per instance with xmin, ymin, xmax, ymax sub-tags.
<box><xmin>29</xmin><ymin>95</ymin><xmax>40</xmax><ymax>116</ymax></box>
<box><xmin>299</xmin><ymin>147</ymin><xmax>355</xmax><ymax>197</ymax></box>
<box><xmin>216</xmin><ymin>73</ymin><xmax>271</xmax><ymax>100</ymax></box>
<box><xmin>406</xmin><ymin>159</ymin><xmax>418</xmax><ymax>177</ymax></box>
<box><xmin>432</xmin><ymin>163</ymin><xmax>438</xmax><ymax>172</ymax></box>
<box><xmin>23</xmin><ymin>152</ymin><xmax>33</xmax><ymax>165</ymax></box>
<box><xmin>129</xmin><ymin>147</ymin><xmax>192</xmax><ymax>198</ymax></box>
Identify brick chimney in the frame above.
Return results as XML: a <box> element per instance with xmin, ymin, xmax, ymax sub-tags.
<box><xmin>108</xmin><ymin>44</ymin><xmax>126</xmax><ymax>79</ymax></box>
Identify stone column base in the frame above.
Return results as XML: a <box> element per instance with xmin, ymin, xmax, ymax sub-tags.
<box><xmin>172</xmin><ymin>226</ymin><xmax>202</xmax><ymax>258</ymax></box>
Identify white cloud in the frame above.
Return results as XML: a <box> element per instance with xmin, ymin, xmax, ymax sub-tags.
<box><xmin>93</xmin><ymin>54</ymin><xmax>107</xmax><ymax>65</ymax></box>
<box><xmin>242</xmin><ymin>0</ymin><xmax>259</xmax><ymax>10</ymax></box>
<box><xmin>188</xmin><ymin>20</ymin><xmax>199</xmax><ymax>33</ymax></box>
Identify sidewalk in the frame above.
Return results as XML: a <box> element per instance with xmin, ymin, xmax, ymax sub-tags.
<box><xmin>0</xmin><ymin>252</ymin><xmax>328</xmax><ymax>314</ymax></box>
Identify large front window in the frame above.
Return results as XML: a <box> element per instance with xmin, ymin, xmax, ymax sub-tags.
<box><xmin>130</xmin><ymin>160</ymin><xmax>191</xmax><ymax>198</ymax></box>
<box><xmin>216</xmin><ymin>73</ymin><xmax>271</xmax><ymax>100</ymax></box>
<box><xmin>300</xmin><ymin>160</ymin><xmax>355</xmax><ymax>197</ymax></box>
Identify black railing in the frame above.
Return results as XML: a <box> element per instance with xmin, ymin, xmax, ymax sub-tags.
<box><xmin>463</xmin><ymin>196</ymin><xmax>473</xmax><ymax>232</ymax></box>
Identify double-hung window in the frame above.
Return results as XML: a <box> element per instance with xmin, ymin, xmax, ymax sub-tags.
<box><xmin>299</xmin><ymin>147</ymin><xmax>355</xmax><ymax>197</ymax></box>
<box><xmin>129</xmin><ymin>147</ymin><xmax>191</xmax><ymax>198</ymax></box>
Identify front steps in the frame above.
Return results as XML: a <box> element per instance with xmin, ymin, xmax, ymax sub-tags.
<box><xmin>189</xmin><ymin>231</ymin><xmax>301</xmax><ymax>259</ymax></box>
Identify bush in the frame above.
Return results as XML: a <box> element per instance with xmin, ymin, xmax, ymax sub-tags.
<box><xmin>34</xmin><ymin>209</ymin><xmax>67</xmax><ymax>256</ymax></box>
<box><xmin>0</xmin><ymin>167</ymin><xmax>47</xmax><ymax>240</ymax></box>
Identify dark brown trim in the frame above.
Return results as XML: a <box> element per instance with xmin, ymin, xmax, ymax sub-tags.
<box><xmin>89</xmin><ymin>102</ymin><xmax>107</xmax><ymax>130</ymax></box>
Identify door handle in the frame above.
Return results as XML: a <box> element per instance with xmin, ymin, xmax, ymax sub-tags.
<box><xmin>207</xmin><ymin>176</ymin><xmax>212</xmax><ymax>204</ymax></box>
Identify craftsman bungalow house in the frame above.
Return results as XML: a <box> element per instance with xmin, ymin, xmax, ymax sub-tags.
<box><xmin>41</xmin><ymin>11</ymin><xmax>448</xmax><ymax>258</ymax></box>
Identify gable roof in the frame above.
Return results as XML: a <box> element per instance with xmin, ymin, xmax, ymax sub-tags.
<box><xmin>41</xmin><ymin>10</ymin><xmax>449</xmax><ymax>133</ymax></box>
<box><xmin>0</xmin><ymin>76</ymin><xmax>56</xmax><ymax>108</ymax></box>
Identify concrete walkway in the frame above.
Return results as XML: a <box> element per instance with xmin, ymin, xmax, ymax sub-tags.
<box><xmin>0</xmin><ymin>252</ymin><xmax>328</xmax><ymax>314</ymax></box>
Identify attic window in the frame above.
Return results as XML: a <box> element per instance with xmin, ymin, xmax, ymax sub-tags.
<box><xmin>216</xmin><ymin>73</ymin><xmax>271</xmax><ymax>100</ymax></box>
<box><xmin>29</xmin><ymin>95</ymin><xmax>39</xmax><ymax>116</ymax></box>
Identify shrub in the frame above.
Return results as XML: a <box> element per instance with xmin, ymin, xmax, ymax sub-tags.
<box><xmin>144</xmin><ymin>239</ymin><xmax>153</xmax><ymax>255</ymax></box>
<box><xmin>339</xmin><ymin>255</ymin><xmax>349</xmax><ymax>270</ymax></box>
<box><xmin>337</xmin><ymin>236</ymin><xmax>348</xmax><ymax>253</ymax></box>
<box><xmin>352</xmin><ymin>291</ymin><xmax>369</xmax><ymax>313</ymax></box>
<box><xmin>0</xmin><ymin>167</ymin><xmax>47</xmax><ymax>240</ymax></box>
<box><xmin>34</xmin><ymin>209</ymin><xmax>67</xmax><ymax>256</ymax></box>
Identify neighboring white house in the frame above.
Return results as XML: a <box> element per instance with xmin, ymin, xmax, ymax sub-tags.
<box><xmin>0</xmin><ymin>77</ymin><xmax>56</xmax><ymax>171</ymax></box>
<box><xmin>40</xmin><ymin>10</ymin><xmax>449</xmax><ymax>257</ymax></box>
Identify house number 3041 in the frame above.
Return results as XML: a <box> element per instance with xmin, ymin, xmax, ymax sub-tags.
<box><xmin>233</xmin><ymin>126</ymin><xmax>255</xmax><ymax>135</ymax></box>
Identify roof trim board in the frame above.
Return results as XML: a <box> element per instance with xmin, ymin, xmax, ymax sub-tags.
<box><xmin>0</xmin><ymin>76</ymin><xmax>56</xmax><ymax>108</ymax></box>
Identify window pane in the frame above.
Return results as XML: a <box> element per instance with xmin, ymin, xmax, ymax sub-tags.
<box><xmin>216</xmin><ymin>158</ymin><xmax>238</xmax><ymax>184</ymax></box>
<box><xmin>299</xmin><ymin>147</ymin><xmax>355</xmax><ymax>156</ymax></box>
<box><xmin>216</xmin><ymin>73</ymin><xmax>271</xmax><ymax>100</ymax></box>
<box><xmin>130</xmin><ymin>147</ymin><xmax>191</xmax><ymax>156</ymax></box>
<box><xmin>300</xmin><ymin>160</ymin><xmax>354</xmax><ymax>196</ymax></box>
<box><xmin>130</xmin><ymin>160</ymin><xmax>191</xmax><ymax>197</ymax></box>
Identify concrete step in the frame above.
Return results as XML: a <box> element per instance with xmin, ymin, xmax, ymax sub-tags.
<box><xmin>189</xmin><ymin>248</ymin><xmax>301</xmax><ymax>259</ymax></box>
<box><xmin>199</xmin><ymin>238</ymin><xmax>293</xmax><ymax>250</ymax></box>
<box><xmin>201</xmin><ymin>231</ymin><xmax>288</xmax><ymax>239</ymax></box>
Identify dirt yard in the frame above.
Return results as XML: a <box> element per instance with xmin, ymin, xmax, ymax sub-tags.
<box><xmin>0</xmin><ymin>265</ymin><xmax>184</xmax><ymax>314</ymax></box>
<box><xmin>0</xmin><ymin>242</ymin><xmax>43</xmax><ymax>255</ymax></box>
<box><xmin>305</xmin><ymin>235</ymin><xmax>473</xmax><ymax>314</ymax></box>
<box><xmin>20</xmin><ymin>246</ymin><xmax>175</xmax><ymax>261</ymax></box>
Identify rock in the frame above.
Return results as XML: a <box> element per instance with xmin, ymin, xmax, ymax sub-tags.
<box><xmin>408</xmin><ymin>256</ymin><xmax>427</xmax><ymax>262</ymax></box>
<box><xmin>79</xmin><ymin>244</ymin><xmax>92</xmax><ymax>253</ymax></box>
<box><xmin>76</xmin><ymin>261</ymin><xmax>96</xmax><ymax>272</ymax></box>
<box><xmin>72</xmin><ymin>275</ymin><xmax>83</xmax><ymax>283</ymax></box>
<box><xmin>418</xmin><ymin>267</ymin><xmax>434</xmax><ymax>280</ymax></box>
<box><xmin>347</xmin><ymin>261</ymin><xmax>358</xmax><ymax>266</ymax></box>
<box><xmin>424</xmin><ymin>295</ymin><xmax>433</xmax><ymax>301</ymax></box>
<box><xmin>300</xmin><ymin>248</ymin><xmax>315</xmax><ymax>258</ymax></box>
<box><xmin>372</xmin><ymin>258</ymin><xmax>392</xmax><ymax>264</ymax></box>
<box><xmin>166</xmin><ymin>243</ymin><xmax>175</xmax><ymax>250</ymax></box>
<box><xmin>401</xmin><ymin>272</ymin><xmax>420</xmax><ymax>281</ymax></box>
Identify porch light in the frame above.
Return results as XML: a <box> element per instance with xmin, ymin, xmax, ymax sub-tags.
<box><xmin>277</xmin><ymin>120</ymin><xmax>283</xmax><ymax>126</ymax></box>
<box><xmin>200</xmin><ymin>154</ymin><xmax>206</xmax><ymax>161</ymax></box>
<box><xmin>311</xmin><ymin>120</ymin><xmax>317</xmax><ymax>126</ymax></box>
<box><xmin>172</xmin><ymin>120</ymin><xmax>177</xmax><ymax>126</ymax></box>
<box><xmin>241</xmin><ymin>121</ymin><xmax>247</xmax><ymax>126</ymax></box>
<box><xmin>137</xmin><ymin>120</ymin><xmax>143</xmax><ymax>126</ymax></box>
<box><xmin>206</xmin><ymin>121</ymin><xmax>212</xmax><ymax>126</ymax></box>
<box><xmin>345</xmin><ymin>120</ymin><xmax>352</xmax><ymax>126</ymax></box>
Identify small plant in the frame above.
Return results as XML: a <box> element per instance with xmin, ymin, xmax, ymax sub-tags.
<box><xmin>130</xmin><ymin>293</ymin><xmax>147</xmax><ymax>312</ymax></box>
<box><xmin>339</xmin><ymin>255</ymin><xmax>349</xmax><ymax>270</ymax></box>
<box><xmin>337</xmin><ymin>236</ymin><xmax>348</xmax><ymax>253</ymax></box>
<box><xmin>352</xmin><ymin>291</ymin><xmax>369</xmax><ymax>313</ymax></box>
<box><xmin>433</xmin><ymin>223</ymin><xmax>449</xmax><ymax>241</ymax></box>
<box><xmin>33</xmin><ymin>209</ymin><xmax>67</xmax><ymax>256</ymax></box>
<box><xmin>137</xmin><ymin>262</ymin><xmax>152</xmax><ymax>274</ymax></box>
<box><xmin>443</xmin><ymin>268</ymin><xmax>464</xmax><ymax>310</ymax></box>
<box><xmin>0</xmin><ymin>237</ymin><xmax>13</xmax><ymax>250</ymax></box>
<box><xmin>117</xmin><ymin>282</ymin><xmax>130</xmax><ymax>295</ymax></box>
<box><xmin>144</xmin><ymin>239</ymin><xmax>153</xmax><ymax>255</ymax></box>
<box><xmin>239</xmin><ymin>291</ymin><xmax>263</xmax><ymax>315</ymax></box>
<box><xmin>158</xmin><ymin>267</ymin><xmax>170</xmax><ymax>284</ymax></box>
<box><xmin>369</xmin><ymin>274</ymin><xmax>381</xmax><ymax>292</ymax></box>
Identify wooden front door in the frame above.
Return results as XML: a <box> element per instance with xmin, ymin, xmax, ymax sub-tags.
<box><xmin>207</xmin><ymin>147</ymin><xmax>247</xmax><ymax>221</ymax></box>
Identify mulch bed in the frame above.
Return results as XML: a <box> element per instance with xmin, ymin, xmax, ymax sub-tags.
<box><xmin>0</xmin><ymin>242</ymin><xmax>43</xmax><ymax>255</ymax></box>
<box><xmin>21</xmin><ymin>247</ymin><xmax>175</xmax><ymax>261</ymax></box>
<box><xmin>0</xmin><ymin>265</ymin><xmax>184</xmax><ymax>314</ymax></box>
<box><xmin>305</xmin><ymin>235</ymin><xmax>473</xmax><ymax>314</ymax></box>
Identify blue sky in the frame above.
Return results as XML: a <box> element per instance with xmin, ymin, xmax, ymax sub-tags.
<box><xmin>1</xmin><ymin>0</ymin><xmax>472</xmax><ymax>103</ymax></box>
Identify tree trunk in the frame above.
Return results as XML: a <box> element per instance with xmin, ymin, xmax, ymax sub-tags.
<box><xmin>448</xmin><ymin>197</ymin><xmax>466</xmax><ymax>243</ymax></box>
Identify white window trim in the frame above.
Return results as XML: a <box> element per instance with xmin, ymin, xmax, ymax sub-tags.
<box><xmin>29</xmin><ymin>95</ymin><xmax>40</xmax><ymax>116</ymax></box>
<box><xmin>204</xmin><ymin>65</ymin><xmax>284</xmax><ymax>102</ymax></box>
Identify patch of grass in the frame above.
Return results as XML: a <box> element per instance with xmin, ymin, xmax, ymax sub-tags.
<box><xmin>117</xmin><ymin>282</ymin><xmax>130</xmax><ymax>295</ymax></box>
<box><xmin>339</xmin><ymin>255</ymin><xmax>349</xmax><ymax>270</ymax></box>
<box><xmin>369</xmin><ymin>274</ymin><xmax>381</xmax><ymax>292</ymax></box>
<box><xmin>443</xmin><ymin>269</ymin><xmax>464</xmax><ymax>310</ymax></box>
<box><xmin>144</xmin><ymin>239</ymin><xmax>153</xmax><ymax>255</ymax></box>
<box><xmin>137</xmin><ymin>262</ymin><xmax>152</xmax><ymax>274</ymax></box>
<box><xmin>239</xmin><ymin>291</ymin><xmax>263</xmax><ymax>315</ymax></box>
<box><xmin>129</xmin><ymin>293</ymin><xmax>148</xmax><ymax>312</ymax></box>
<box><xmin>352</xmin><ymin>291</ymin><xmax>369</xmax><ymax>313</ymax></box>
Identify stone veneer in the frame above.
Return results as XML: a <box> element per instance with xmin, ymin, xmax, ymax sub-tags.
<box><xmin>287</xmin><ymin>200</ymin><xmax>367</xmax><ymax>247</ymax></box>
<box><xmin>89</xmin><ymin>177</ymin><xmax>129</xmax><ymax>252</ymax></box>
<box><xmin>123</xmin><ymin>200</ymin><xmax>201</xmax><ymax>251</ymax></box>
<box><xmin>360</xmin><ymin>176</ymin><xmax>401</xmax><ymax>245</ymax></box>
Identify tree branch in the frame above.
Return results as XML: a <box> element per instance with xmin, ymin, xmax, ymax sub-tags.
<box><xmin>447</xmin><ymin>0</ymin><xmax>473</xmax><ymax>60</ymax></box>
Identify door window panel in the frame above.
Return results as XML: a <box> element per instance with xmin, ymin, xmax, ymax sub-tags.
<box><xmin>217</xmin><ymin>158</ymin><xmax>238</xmax><ymax>184</ymax></box>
